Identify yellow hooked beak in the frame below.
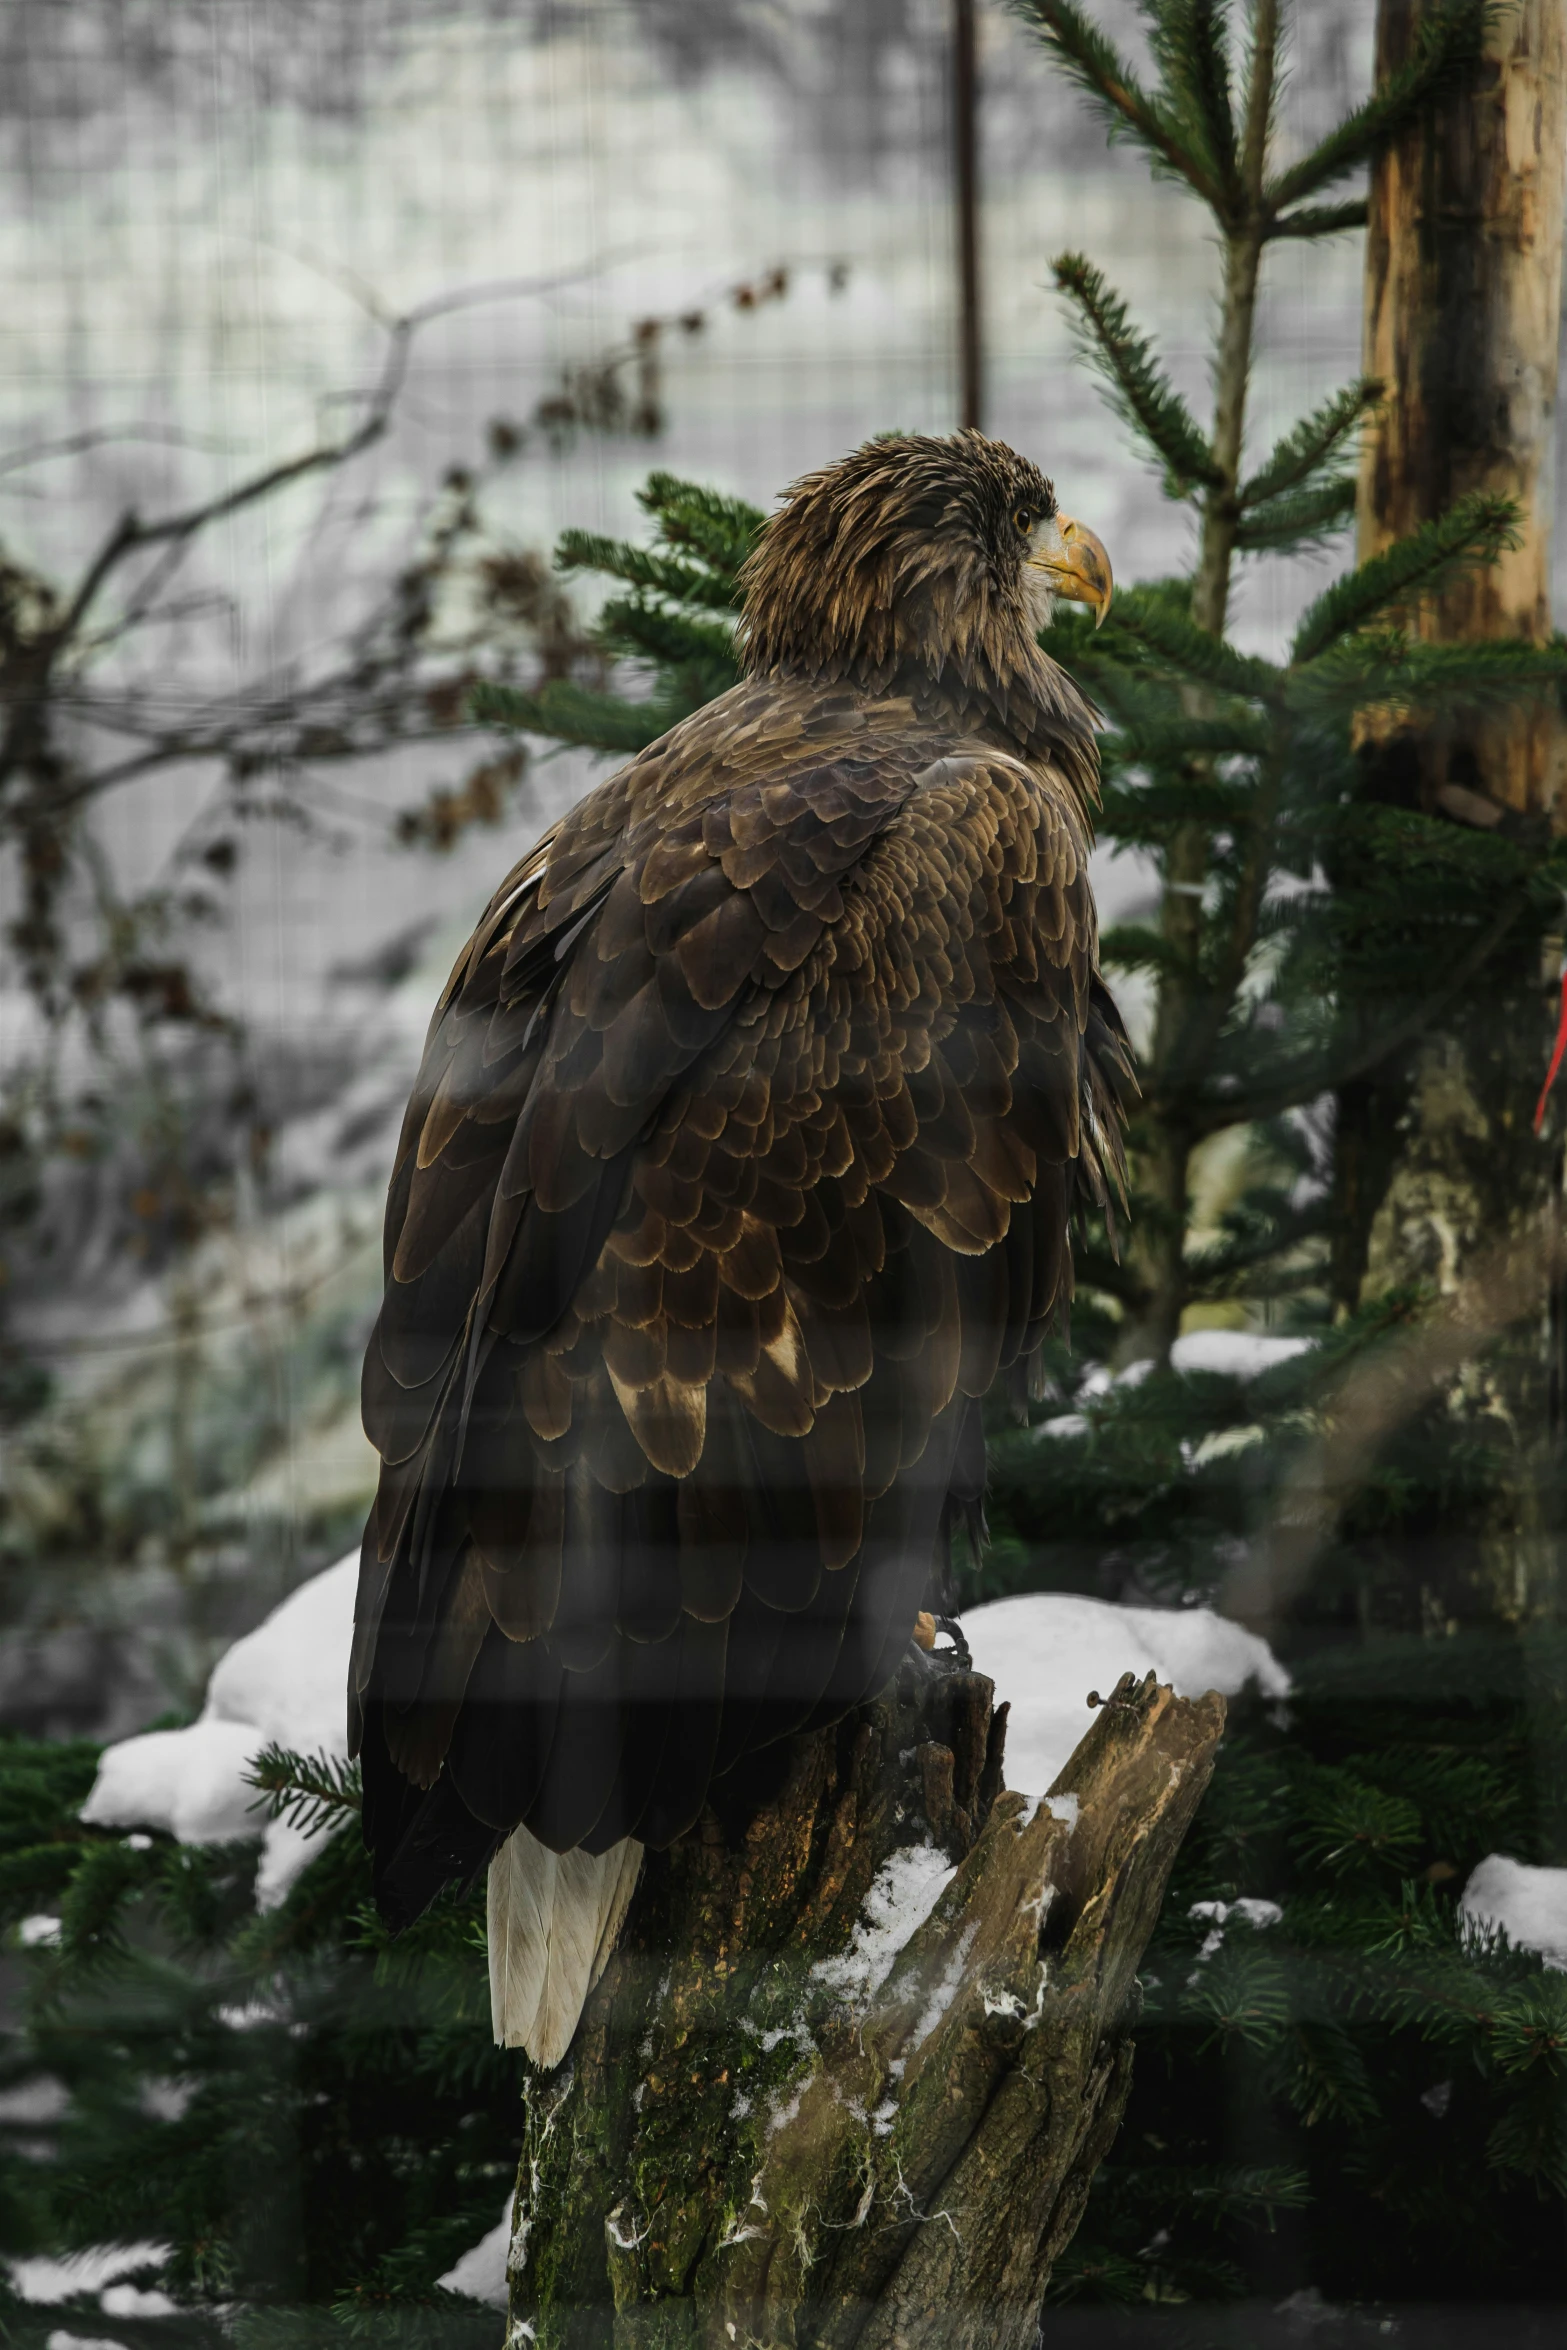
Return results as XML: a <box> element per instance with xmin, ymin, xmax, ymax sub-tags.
<box><xmin>1029</xmin><ymin>514</ymin><xmax>1114</xmax><ymax>627</ymax></box>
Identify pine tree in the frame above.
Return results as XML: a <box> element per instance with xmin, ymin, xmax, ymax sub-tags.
<box><xmin>0</xmin><ymin>1732</ymin><xmax>512</xmax><ymax>2347</ymax></box>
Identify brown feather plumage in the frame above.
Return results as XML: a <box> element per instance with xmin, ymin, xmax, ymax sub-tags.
<box><xmin>353</xmin><ymin>429</ymin><xmax>1133</xmax><ymax>1928</ymax></box>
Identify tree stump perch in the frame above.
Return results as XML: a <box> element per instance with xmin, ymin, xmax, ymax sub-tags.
<box><xmin>506</xmin><ymin>1655</ymin><xmax>1225</xmax><ymax>2348</ymax></box>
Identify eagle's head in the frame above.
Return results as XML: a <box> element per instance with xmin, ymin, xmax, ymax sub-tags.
<box><xmin>738</xmin><ymin>429</ymin><xmax>1112</xmax><ymax>723</ymax></box>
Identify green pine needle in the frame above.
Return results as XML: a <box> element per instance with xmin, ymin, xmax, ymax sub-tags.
<box><xmin>593</xmin><ymin>594</ymin><xmax>740</xmax><ymax>676</ymax></box>
<box><xmin>1266</xmin><ymin>198</ymin><xmax>1369</xmax><ymax>241</ymax></box>
<box><xmin>1241</xmin><ymin>380</ymin><xmax>1381</xmax><ymax>508</ymax></box>
<box><xmin>246</xmin><ymin>1744</ymin><xmax>362</xmax><ymax>1840</ymax></box>
<box><xmin>469</xmin><ymin>677</ymin><xmax>673</xmax><ymax>754</ymax></box>
<box><xmin>1012</xmin><ymin>2</ymin><xmax>1225</xmax><ymax>207</ymax></box>
<box><xmin>1292</xmin><ymin>629</ymin><xmax>1567</xmax><ymax>718</ymax></box>
<box><xmin>1265</xmin><ymin>0</ymin><xmax>1492</xmax><ymax>213</ymax></box>
<box><xmin>635</xmin><ymin>472</ymin><xmax>763</xmax><ymax>573</ymax></box>
<box><xmin>1235</xmin><ymin>475</ymin><xmax>1359</xmax><ymax>552</ymax></box>
<box><xmin>1051</xmin><ymin>254</ymin><xmax>1222</xmax><ymax>496</ymax></box>
<box><xmin>1147</xmin><ymin>1</ymin><xmax>1240</xmax><ymax>204</ymax></box>
<box><xmin>1113</xmin><ymin>711</ymin><xmax>1272</xmax><ymax>763</ymax></box>
<box><xmin>1098</xmin><ymin>920</ymin><xmax>1204</xmax><ymax>981</ymax></box>
<box><xmin>1290</xmin><ymin>492</ymin><xmax>1520</xmax><ymax>665</ymax></box>
<box><xmin>553</xmin><ymin>529</ymin><xmax>739</xmax><ymax>611</ymax></box>
<box><xmin>1295</xmin><ymin>1770</ymin><xmax>1424</xmax><ymax>1880</ymax></box>
<box><xmin>1104</xmin><ymin>592</ymin><xmax>1279</xmax><ymax>698</ymax></box>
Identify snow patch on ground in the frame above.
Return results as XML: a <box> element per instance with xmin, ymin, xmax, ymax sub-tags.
<box><xmin>79</xmin><ymin>1551</ymin><xmax>359</xmax><ymax>1905</ymax></box>
<box><xmin>960</xmin><ymin>1592</ymin><xmax>1289</xmax><ymax>1802</ymax></box>
<box><xmin>437</xmin><ymin>2198</ymin><xmax>513</xmax><ymax>2308</ymax></box>
<box><xmin>1460</xmin><ymin>1855</ymin><xmax>1567</xmax><ymax>1971</ymax></box>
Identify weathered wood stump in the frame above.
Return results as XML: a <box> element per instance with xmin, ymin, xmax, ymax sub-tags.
<box><xmin>505</xmin><ymin>1651</ymin><xmax>1224</xmax><ymax>2348</ymax></box>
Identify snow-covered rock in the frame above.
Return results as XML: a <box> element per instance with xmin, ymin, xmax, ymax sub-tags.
<box><xmin>80</xmin><ymin>1551</ymin><xmax>359</xmax><ymax>1905</ymax></box>
<box><xmin>960</xmin><ymin>1592</ymin><xmax>1289</xmax><ymax>1800</ymax></box>
<box><xmin>1460</xmin><ymin>1855</ymin><xmax>1567</xmax><ymax>1971</ymax></box>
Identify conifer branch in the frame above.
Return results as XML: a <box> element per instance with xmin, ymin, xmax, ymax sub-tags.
<box><xmin>1148</xmin><ymin>1</ymin><xmax>1241</xmax><ymax>204</ymax></box>
<box><xmin>1265</xmin><ymin>199</ymin><xmax>1368</xmax><ymax>241</ymax></box>
<box><xmin>1241</xmin><ymin>380</ymin><xmax>1382</xmax><ymax>507</ymax></box>
<box><xmin>246</xmin><ymin>1745</ymin><xmax>362</xmax><ymax>1840</ymax></box>
<box><xmin>594</xmin><ymin>595</ymin><xmax>740</xmax><ymax>675</ymax></box>
<box><xmin>1052</xmin><ymin>254</ymin><xmax>1222</xmax><ymax>495</ymax></box>
<box><xmin>1290</xmin><ymin>493</ymin><xmax>1519</xmax><ymax>665</ymax></box>
<box><xmin>1100</xmin><ymin>776</ymin><xmax>1255</xmax><ymax>845</ymax></box>
<box><xmin>1183</xmin><ymin>1203</ymin><xmax>1333</xmax><ymax>1297</ymax></box>
<box><xmin>1291</xmin><ymin>631</ymin><xmax>1567</xmax><ymax>718</ymax></box>
<box><xmin>56</xmin><ymin>1838</ymin><xmax>149</xmax><ymax>1958</ymax></box>
<box><xmin>469</xmin><ymin>677</ymin><xmax>672</xmax><ymax>752</ymax></box>
<box><xmin>1104</xmin><ymin>594</ymin><xmax>1280</xmax><ymax>698</ymax></box>
<box><xmin>553</xmin><ymin>529</ymin><xmax>738</xmax><ymax>610</ymax></box>
<box><xmin>1234</xmin><ymin>476</ymin><xmax>1358</xmax><ymax>552</ymax></box>
<box><xmin>1264</xmin><ymin>0</ymin><xmax>1492</xmax><ymax>213</ymax></box>
<box><xmin>1205</xmin><ymin>894</ymin><xmax>1526</xmax><ymax>1132</ymax></box>
<box><xmin>1114</xmin><ymin>712</ymin><xmax>1273</xmax><ymax>763</ymax></box>
<box><xmin>1012</xmin><ymin>2</ymin><xmax>1224</xmax><ymax>207</ymax></box>
<box><xmin>637</xmin><ymin>472</ymin><xmax>763</xmax><ymax>573</ymax></box>
<box><xmin>1099</xmin><ymin>921</ymin><xmax>1204</xmax><ymax>981</ymax></box>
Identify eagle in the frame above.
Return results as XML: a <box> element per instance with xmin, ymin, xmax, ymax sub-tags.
<box><xmin>351</xmin><ymin>430</ymin><xmax>1129</xmax><ymax>2066</ymax></box>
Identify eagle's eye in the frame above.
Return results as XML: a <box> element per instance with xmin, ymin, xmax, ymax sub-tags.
<box><xmin>1012</xmin><ymin>506</ymin><xmax>1035</xmax><ymax>537</ymax></box>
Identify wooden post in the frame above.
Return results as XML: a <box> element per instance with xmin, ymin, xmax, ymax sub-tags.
<box><xmin>955</xmin><ymin>0</ymin><xmax>983</xmax><ymax>431</ymax></box>
<box><xmin>1357</xmin><ymin>0</ymin><xmax>1567</xmax><ymax>819</ymax></box>
<box><xmin>1334</xmin><ymin>0</ymin><xmax>1567</xmax><ymax>1620</ymax></box>
<box><xmin>506</xmin><ymin>1658</ymin><xmax>1223</xmax><ymax>2347</ymax></box>
<box><xmin>1332</xmin><ymin>0</ymin><xmax>1567</xmax><ymax>1315</ymax></box>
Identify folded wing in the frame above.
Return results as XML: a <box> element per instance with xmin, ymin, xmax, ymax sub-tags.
<box><xmin>352</xmin><ymin>682</ymin><xmax>1130</xmax><ymax>1926</ymax></box>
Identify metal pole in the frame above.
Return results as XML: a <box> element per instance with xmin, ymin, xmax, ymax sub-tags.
<box><xmin>954</xmin><ymin>0</ymin><xmax>982</xmax><ymax>430</ymax></box>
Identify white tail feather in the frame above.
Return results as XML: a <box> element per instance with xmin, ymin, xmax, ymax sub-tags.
<box><xmin>487</xmin><ymin>1827</ymin><xmax>643</xmax><ymax>2069</ymax></box>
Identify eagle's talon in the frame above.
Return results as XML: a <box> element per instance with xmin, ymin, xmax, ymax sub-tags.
<box><xmin>934</xmin><ymin>1613</ymin><xmax>973</xmax><ymax>1670</ymax></box>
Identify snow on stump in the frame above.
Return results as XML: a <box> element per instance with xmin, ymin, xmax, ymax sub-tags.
<box><xmin>506</xmin><ymin>1651</ymin><xmax>1225</xmax><ymax>2348</ymax></box>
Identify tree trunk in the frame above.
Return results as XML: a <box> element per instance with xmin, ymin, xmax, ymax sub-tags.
<box><xmin>1356</xmin><ymin>0</ymin><xmax>1567</xmax><ymax>824</ymax></box>
<box><xmin>504</xmin><ymin>1655</ymin><xmax>1224</xmax><ymax>2347</ymax></box>
<box><xmin>1345</xmin><ymin>0</ymin><xmax>1567</xmax><ymax>1308</ymax></box>
<box><xmin>1128</xmin><ymin>0</ymin><xmax>1280</xmax><ymax>1364</ymax></box>
<box><xmin>1337</xmin><ymin>0</ymin><xmax>1567</xmax><ymax>1623</ymax></box>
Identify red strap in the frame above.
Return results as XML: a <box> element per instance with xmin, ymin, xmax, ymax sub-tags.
<box><xmin>1534</xmin><ymin>967</ymin><xmax>1567</xmax><ymax>1133</ymax></box>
